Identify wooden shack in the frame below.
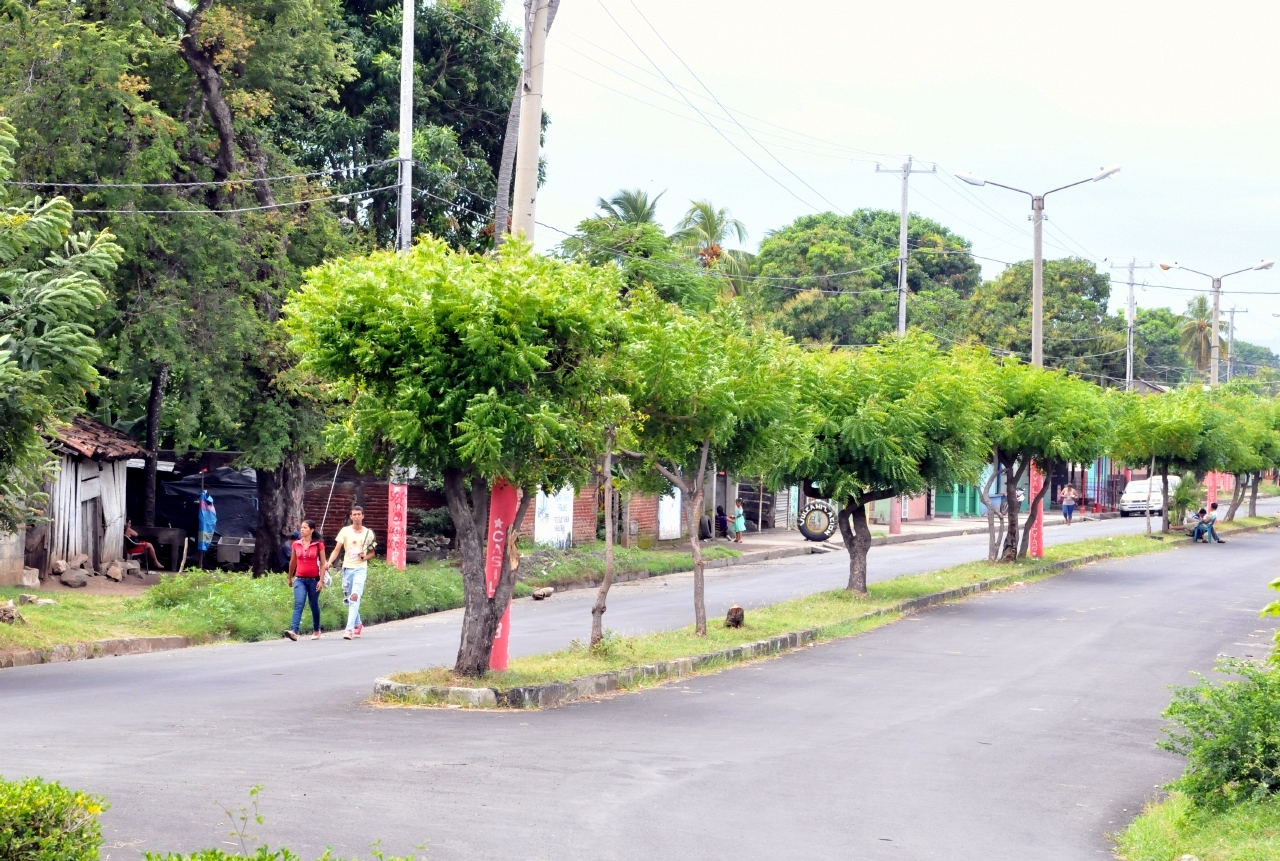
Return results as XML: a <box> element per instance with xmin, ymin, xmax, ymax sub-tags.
<box><xmin>25</xmin><ymin>417</ymin><xmax>148</xmax><ymax>577</ymax></box>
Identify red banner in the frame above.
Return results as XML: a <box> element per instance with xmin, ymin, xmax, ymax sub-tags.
<box><xmin>1028</xmin><ymin>465</ymin><xmax>1044</xmax><ymax>559</ymax></box>
<box><xmin>1206</xmin><ymin>472</ymin><xmax>1218</xmax><ymax>506</ymax></box>
<box><xmin>491</xmin><ymin>606</ymin><xmax>511</xmax><ymax>672</ymax></box>
<box><xmin>485</xmin><ymin>479</ymin><xmax>519</xmax><ymax>671</ymax></box>
<box><xmin>387</xmin><ymin>483</ymin><xmax>408</xmax><ymax>569</ymax></box>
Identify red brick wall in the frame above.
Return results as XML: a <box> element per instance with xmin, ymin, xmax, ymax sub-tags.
<box><xmin>573</xmin><ymin>480</ymin><xmax>598</xmax><ymax>542</ymax></box>
<box><xmin>627</xmin><ymin>493</ymin><xmax>659</xmax><ymax>539</ymax></box>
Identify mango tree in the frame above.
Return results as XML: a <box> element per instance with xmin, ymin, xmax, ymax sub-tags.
<box><xmin>983</xmin><ymin>361</ymin><xmax>1115</xmax><ymax>561</ymax></box>
<box><xmin>781</xmin><ymin>335</ymin><xmax>992</xmax><ymax>593</ymax></box>
<box><xmin>618</xmin><ymin>290</ymin><xmax>803</xmax><ymax>634</ymax></box>
<box><xmin>286</xmin><ymin>238</ymin><xmax>623</xmax><ymax>675</ymax></box>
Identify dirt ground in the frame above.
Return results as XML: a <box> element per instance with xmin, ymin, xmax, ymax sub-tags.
<box><xmin>35</xmin><ymin>573</ymin><xmax>153</xmax><ymax>597</ymax></box>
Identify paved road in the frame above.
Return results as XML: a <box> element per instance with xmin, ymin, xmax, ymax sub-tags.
<box><xmin>3</xmin><ymin>510</ymin><xmax>1278</xmax><ymax>859</ymax></box>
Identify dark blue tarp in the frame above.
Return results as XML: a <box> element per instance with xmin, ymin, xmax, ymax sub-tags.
<box><xmin>157</xmin><ymin>467</ymin><xmax>258</xmax><ymax>538</ymax></box>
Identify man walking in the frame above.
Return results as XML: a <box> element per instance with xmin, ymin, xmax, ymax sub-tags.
<box><xmin>328</xmin><ymin>505</ymin><xmax>377</xmax><ymax>639</ymax></box>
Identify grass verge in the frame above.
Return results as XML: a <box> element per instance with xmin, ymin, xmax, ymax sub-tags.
<box><xmin>1115</xmin><ymin>792</ymin><xmax>1280</xmax><ymax>861</ymax></box>
<box><xmin>517</xmin><ymin>540</ymin><xmax>740</xmax><ymax>590</ymax></box>
<box><xmin>389</xmin><ymin>516</ymin><xmax>1279</xmax><ymax>694</ymax></box>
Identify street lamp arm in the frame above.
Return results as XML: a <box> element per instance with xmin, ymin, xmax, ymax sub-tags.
<box><xmin>1043</xmin><ymin>176</ymin><xmax>1096</xmax><ymax>197</ymax></box>
<box><xmin>981</xmin><ymin>179</ymin><xmax>1033</xmax><ymax>197</ymax></box>
<box><xmin>1218</xmin><ymin>267</ymin><xmax>1255</xmax><ymax>280</ymax></box>
<box><xmin>1173</xmin><ymin>264</ymin><xmax>1214</xmax><ymax>280</ymax></box>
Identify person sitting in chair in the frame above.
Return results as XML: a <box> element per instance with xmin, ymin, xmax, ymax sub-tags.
<box><xmin>125</xmin><ymin>519</ymin><xmax>163</xmax><ymax>568</ymax></box>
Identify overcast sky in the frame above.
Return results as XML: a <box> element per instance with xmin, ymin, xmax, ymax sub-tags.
<box><xmin>499</xmin><ymin>0</ymin><xmax>1280</xmax><ymax>352</ymax></box>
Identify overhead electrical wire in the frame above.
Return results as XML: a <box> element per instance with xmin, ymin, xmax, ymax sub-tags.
<box><xmin>2</xmin><ymin>160</ymin><xmax>398</xmax><ymax>190</ymax></box>
<box><xmin>74</xmin><ymin>185</ymin><xmax>397</xmax><ymax>215</ymax></box>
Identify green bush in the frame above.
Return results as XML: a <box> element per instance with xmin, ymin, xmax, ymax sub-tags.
<box><xmin>1160</xmin><ymin>659</ymin><xmax>1280</xmax><ymax>808</ymax></box>
<box><xmin>134</xmin><ymin>561</ymin><xmax>468</xmax><ymax>641</ymax></box>
<box><xmin>0</xmin><ymin>776</ymin><xmax>106</xmax><ymax>861</ymax></box>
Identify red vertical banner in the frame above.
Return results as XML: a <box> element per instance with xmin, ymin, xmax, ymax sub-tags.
<box><xmin>387</xmin><ymin>482</ymin><xmax>408</xmax><ymax>569</ymax></box>
<box><xmin>1207</xmin><ymin>472</ymin><xmax>1218</xmax><ymax>507</ymax></box>
<box><xmin>485</xmin><ymin>479</ymin><xmax>519</xmax><ymax>671</ymax></box>
<box><xmin>1029</xmin><ymin>465</ymin><xmax>1044</xmax><ymax>559</ymax></box>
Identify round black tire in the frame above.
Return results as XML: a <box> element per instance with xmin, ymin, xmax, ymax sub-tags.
<box><xmin>1119</xmin><ymin>510</ymin><xmax>1130</xmax><ymax>517</ymax></box>
<box><xmin>798</xmin><ymin>500</ymin><xmax>838</xmax><ymax>542</ymax></box>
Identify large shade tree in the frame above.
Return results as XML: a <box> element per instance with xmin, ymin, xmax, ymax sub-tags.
<box><xmin>782</xmin><ymin>335</ymin><xmax>992</xmax><ymax>593</ymax></box>
<box><xmin>286</xmin><ymin>238</ymin><xmax>623</xmax><ymax>675</ymax></box>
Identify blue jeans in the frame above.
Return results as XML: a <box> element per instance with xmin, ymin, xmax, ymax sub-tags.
<box><xmin>291</xmin><ymin>577</ymin><xmax>320</xmax><ymax>633</ymax></box>
<box><xmin>1191</xmin><ymin>523</ymin><xmax>1208</xmax><ymax>542</ymax></box>
<box><xmin>342</xmin><ymin>567</ymin><xmax>367</xmax><ymax>631</ymax></box>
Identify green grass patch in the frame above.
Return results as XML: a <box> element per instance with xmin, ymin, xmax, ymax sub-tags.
<box><xmin>517</xmin><ymin>540</ymin><xmax>740</xmax><ymax>590</ymax></box>
<box><xmin>0</xmin><ymin>559</ymin><xmax>489</xmax><ymax>651</ymax></box>
<box><xmin>390</xmin><ymin>516</ymin><xmax>1279</xmax><ymax>693</ymax></box>
<box><xmin>1115</xmin><ymin>792</ymin><xmax>1280</xmax><ymax>861</ymax></box>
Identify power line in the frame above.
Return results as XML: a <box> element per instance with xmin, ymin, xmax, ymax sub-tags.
<box><xmin>5</xmin><ymin>160</ymin><xmax>396</xmax><ymax>190</ymax></box>
<box><xmin>75</xmin><ymin>185</ymin><xmax>397</xmax><ymax>215</ymax></box>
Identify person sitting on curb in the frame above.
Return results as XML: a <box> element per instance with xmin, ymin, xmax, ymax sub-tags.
<box><xmin>1189</xmin><ymin>508</ymin><xmax>1210</xmax><ymax>543</ymax></box>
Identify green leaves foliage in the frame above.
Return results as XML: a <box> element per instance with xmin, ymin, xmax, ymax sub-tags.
<box><xmin>787</xmin><ymin>334</ymin><xmax>992</xmax><ymax>505</ymax></box>
<box><xmin>285</xmin><ymin>237</ymin><xmax>624</xmax><ymax>489</ymax></box>
<box><xmin>987</xmin><ymin>360</ymin><xmax>1115</xmax><ymax>470</ymax></box>
<box><xmin>0</xmin><ymin>775</ymin><xmax>106</xmax><ymax>861</ymax></box>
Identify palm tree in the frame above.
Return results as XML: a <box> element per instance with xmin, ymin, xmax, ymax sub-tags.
<box><xmin>671</xmin><ymin>199</ymin><xmax>749</xmax><ymax>274</ymax></box>
<box><xmin>596</xmin><ymin>189</ymin><xmax>664</xmax><ymax>225</ymax></box>
<box><xmin>1179</xmin><ymin>295</ymin><xmax>1227</xmax><ymax>372</ymax></box>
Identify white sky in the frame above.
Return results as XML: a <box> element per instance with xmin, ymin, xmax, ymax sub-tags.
<box><xmin>500</xmin><ymin>0</ymin><xmax>1280</xmax><ymax>352</ymax></box>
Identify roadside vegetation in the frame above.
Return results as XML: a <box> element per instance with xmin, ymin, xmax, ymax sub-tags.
<box><xmin>518</xmin><ymin>541</ymin><xmax>740</xmax><ymax>590</ymax></box>
<box><xmin>1115</xmin><ymin>576</ymin><xmax>1280</xmax><ymax>860</ymax></box>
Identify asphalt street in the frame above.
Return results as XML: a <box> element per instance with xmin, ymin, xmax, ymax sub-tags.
<box><xmin>3</xmin><ymin>507</ymin><xmax>1279</xmax><ymax>860</ymax></box>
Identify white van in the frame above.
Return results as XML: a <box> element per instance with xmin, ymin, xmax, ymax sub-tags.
<box><xmin>1118</xmin><ymin>475</ymin><xmax>1181</xmax><ymax>517</ymax></box>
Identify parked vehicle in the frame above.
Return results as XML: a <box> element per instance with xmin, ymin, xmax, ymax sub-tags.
<box><xmin>1117</xmin><ymin>475</ymin><xmax>1181</xmax><ymax>517</ymax></box>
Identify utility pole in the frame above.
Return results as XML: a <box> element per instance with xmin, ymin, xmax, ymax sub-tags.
<box><xmin>1226</xmin><ymin>306</ymin><xmax>1247</xmax><ymax>381</ymax></box>
<box><xmin>511</xmin><ymin>0</ymin><xmax>550</xmax><ymax>241</ymax></box>
<box><xmin>1109</xmin><ymin>259</ymin><xmax>1153</xmax><ymax>390</ymax></box>
<box><xmin>876</xmin><ymin>157</ymin><xmax>936</xmax><ymax>335</ymax></box>
<box><xmin>1159</xmin><ymin>260</ymin><xmax>1271</xmax><ymax>387</ymax></box>
<box><xmin>396</xmin><ymin>0</ymin><xmax>414</xmax><ymax>253</ymax></box>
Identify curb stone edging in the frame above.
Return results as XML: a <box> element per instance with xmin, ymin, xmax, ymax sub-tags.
<box><xmin>0</xmin><ymin>634</ymin><xmax>226</xmax><ymax>670</ymax></box>
<box><xmin>374</xmin><ymin>519</ymin><xmax>1280</xmax><ymax>710</ymax></box>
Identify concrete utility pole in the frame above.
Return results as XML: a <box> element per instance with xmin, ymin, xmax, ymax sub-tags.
<box><xmin>396</xmin><ymin>0</ymin><xmax>414</xmax><ymax>253</ymax></box>
<box><xmin>1109</xmin><ymin>259</ymin><xmax>1153</xmax><ymax>390</ymax></box>
<box><xmin>876</xmin><ymin>157</ymin><xmax>936</xmax><ymax>334</ymax></box>
<box><xmin>510</xmin><ymin>0</ymin><xmax>550</xmax><ymax>241</ymax></box>
<box><xmin>958</xmin><ymin>166</ymin><xmax>1120</xmax><ymax>367</ymax></box>
<box><xmin>1159</xmin><ymin>260</ymin><xmax>1273</xmax><ymax>386</ymax></box>
<box><xmin>1226</xmin><ymin>306</ymin><xmax>1247</xmax><ymax>381</ymax></box>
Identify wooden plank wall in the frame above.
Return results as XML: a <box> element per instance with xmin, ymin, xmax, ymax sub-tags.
<box><xmin>100</xmin><ymin>460</ymin><xmax>127</xmax><ymax>564</ymax></box>
<box><xmin>49</xmin><ymin>455</ymin><xmax>78</xmax><ymax>566</ymax></box>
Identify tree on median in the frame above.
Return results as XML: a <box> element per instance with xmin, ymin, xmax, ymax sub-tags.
<box><xmin>780</xmin><ymin>335</ymin><xmax>992</xmax><ymax>593</ymax></box>
<box><xmin>1113</xmin><ymin>387</ymin><xmax>1210</xmax><ymax>534</ymax></box>
<box><xmin>982</xmin><ymin>361</ymin><xmax>1115</xmax><ymax>561</ymax></box>
<box><xmin>285</xmin><ymin>237</ymin><xmax>623</xmax><ymax>675</ymax></box>
<box><xmin>618</xmin><ymin>290</ymin><xmax>803</xmax><ymax>635</ymax></box>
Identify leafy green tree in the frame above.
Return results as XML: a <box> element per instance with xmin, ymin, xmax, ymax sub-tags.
<box><xmin>753</xmin><ymin>210</ymin><xmax>979</xmax><ymax>346</ymax></box>
<box><xmin>968</xmin><ymin>258</ymin><xmax>1126</xmax><ymax>382</ymax></box>
<box><xmin>0</xmin><ymin>117</ymin><xmax>121</xmax><ymax>531</ymax></box>
<box><xmin>286</xmin><ymin>238</ymin><xmax>624</xmax><ymax>675</ymax></box>
<box><xmin>781</xmin><ymin>335</ymin><xmax>992</xmax><ymax>592</ymax></box>
<box><xmin>558</xmin><ymin>216</ymin><xmax>718</xmax><ymax>308</ymax></box>
<box><xmin>596</xmin><ymin>188</ymin><xmax>663</xmax><ymax>224</ymax></box>
<box><xmin>1228</xmin><ymin>338</ymin><xmax>1280</xmax><ymax>379</ymax></box>
<box><xmin>619</xmin><ymin>291</ymin><xmax>803</xmax><ymax>633</ymax></box>
<box><xmin>1134</xmin><ymin>306</ymin><xmax>1192</xmax><ymax>385</ymax></box>
<box><xmin>1179</xmin><ymin>295</ymin><xmax>1226</xmax><ymax>376</ymax></box>
<box><xmin>982</xmin><ymin>362</ymin><xmax>1115</xmax><ymax>560</ymax></box>
<box><xmin>672</xmin><ymin>199</ymin><xmax>749</xmax><ymax>277</ymax></box>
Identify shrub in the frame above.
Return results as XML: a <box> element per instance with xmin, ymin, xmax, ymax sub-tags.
<box><xmin>409</xmin><ymin>507</ymin><xmax>453</xmax><ymax>539</ymax></box>
<box><xmin>0</xmin><ymin>775</ymin><xmax>106</xmax><ymax>861</ymax></box>
<box><xmin>1160</xmin><ymin>659</ymin><xmax>1280</xmax><ymax>808</ymax></box>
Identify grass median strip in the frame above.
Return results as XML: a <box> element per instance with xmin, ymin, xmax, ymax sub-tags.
<box><xmin>384</xmin><ymin>516</ymin><xmax>1280</xmax><ymax>706</ymax></box>
<box><xmin>1115</xmin><ymin>791</ymin><xmax>1280</xmax><ymax>861</ymax></box>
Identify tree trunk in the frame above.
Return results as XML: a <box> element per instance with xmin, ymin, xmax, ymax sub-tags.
<box><xmin>252</xmin><ymin>450</ymin><xmax>305</xmax><ymax>576</ymax></box>
<box><xmin>1144</xmin><ymin>454</ymin><xmax>1155</xmax><ymax>535</ymax></box>
<box><xmin>1224</xmin><ymin>474</ymin><xmax>1248</xmax><ymax>523</ymax></box>
<box><xmin>979</xmin><ymin>445</ymin><xmax>1004</xmax><ymax>562</ymax></box>
<box><xmin>1017</xmin><ymin>462</ymin><xmax>1053</xmax><ymax>560</ymax></box>
<box><xmin>1249</xmin><ymin>471</ymin><xmax>1260</xmax><ymax>518</ymax></box>
<box><xmin>683</xmin><ymin>487</ymin><xmax>707</xmax><ymax>634</ymax></box>
<box><xmin>590</xmin><ymin>430</ymin><xmax>615</xmax><ymax>647</ymax></box>
<box><xmin>838</xmin><ymin>496</ymin><xmax>874</xmax><ymax>594</ymax></box>
<box><xmin>143</xmin><ymin>364</ymin><xmax>169</xmax><ymax>528</ymax></box>
<box><xmin>446</xmin><ymin>468</ymin><xmax>534</xmax><ymax>677</ymax></box>
<box><xmin>1000</xmin><ymin>456</ymin><xmax>1028</xmax><ymax>562</ymax></box>
<box><xmin>1160</xmin><ymin>465</ymin><xmax>1170</xmax><ymax>534</ymax></box>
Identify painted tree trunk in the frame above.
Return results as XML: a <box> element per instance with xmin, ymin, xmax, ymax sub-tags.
<box><xmin>252</xmin><ymin>450</ymin><xmax>305</xmax><ymax>575</ymax></box>
<box><xmin>838</xmin><ymin>498</ymin><xmax>874</xmax><ymax>594</ymax></box>
<box><xmin>1017</xmin><ymin>464</ymin><xmax>1052</xmax><ymax>559</ymax></box>
<box><xmin>590</xmin><ymin>434</ymin><xmax>615</xmax><ymax>646</ymax></box>
<box><xmin>143</xmin><ymin>364</ymin><xmax>168</xmax><ymax>528</ymax></box>
<box><xmin>446</xmin><ymin>469</ymin><xmax>534</xmax><ymax>676</ymax></box>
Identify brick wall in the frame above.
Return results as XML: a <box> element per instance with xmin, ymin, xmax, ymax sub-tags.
<box><xmin>573</xmin><ymin>479</ymin><xmax>598</xmax><ymax>542</ymax></box>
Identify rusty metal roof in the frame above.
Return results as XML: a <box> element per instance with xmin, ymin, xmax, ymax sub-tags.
<box><xmin>54</xmin><ymin>416</ymin><xmax>149</xmax><ymax>461</ymax></box>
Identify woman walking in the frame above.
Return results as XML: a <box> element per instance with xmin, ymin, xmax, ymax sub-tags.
<box><xmin>733</xmin><ymin>498</ymin><xmax>747</xmax><ymax>543</ymax></box>
<box><xmin>285</xmin><ymin>519</ymin><xmax>327</xmax><ymax>641</ymax></box>
<box><xmin>1059</xmin><ymin>484</ymin><xmax>1079</xmax><ymax>526</ymax></box>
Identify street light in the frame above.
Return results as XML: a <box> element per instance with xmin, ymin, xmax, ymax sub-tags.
<box><xmin>957</xmin><ymin>165</ymin><xmax>1121</xmax><ymax>367</ymax></box>
<box><xmin>1157</xmin><ymin>260</ymin><xmax>1274</xmax><ymax>385</ymax></box>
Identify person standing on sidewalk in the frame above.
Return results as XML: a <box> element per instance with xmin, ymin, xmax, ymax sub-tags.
<box><xmin>328</xmin><ymin>506</ymin><xmax>377</xmax><ymax>639</ymax></box>
<box><xmin>1059</xmin><ymin>484</ymin><xmax>1078</xmax><ymax>526</ymax></box>
<box><xmin>285</xmin><ymin>519</ymin><xmax>326</xmax><ymax>641</ymax></box>
<box><xmin>733</xmin><ymin>499</ymin><xmax>746</xmax><ymax>544</ymax></box>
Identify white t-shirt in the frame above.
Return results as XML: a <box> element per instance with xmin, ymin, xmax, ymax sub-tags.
<box><xmin>334</xmin><ymin>525</ymin><xmax>376</xmax><ymax>570</ymax></box>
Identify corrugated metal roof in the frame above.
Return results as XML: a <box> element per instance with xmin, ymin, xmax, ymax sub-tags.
<box><xmin>53</xmin><ymin>416</ymin><xmax>149</xmax><ymax>461</ymax></box>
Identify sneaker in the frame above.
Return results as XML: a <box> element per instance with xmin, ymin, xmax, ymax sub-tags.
<box><xmin>284</xmin><ymin>630</ymin><xmax>298</xmax><ymax>641</ymax></box>
<box><xmin>343</xmin><ymin>629</ymin><xmax>353</xmax><ymax>640</ymax></box>
<box><xmin>354</xmin><ymin>624</ymin><xmax>364</xmax><ymax>638</ymax></box>
<box><xmin>312</xmin><ymin>631</ymin><xmax>321</xmax><ymax>640</ymax></box>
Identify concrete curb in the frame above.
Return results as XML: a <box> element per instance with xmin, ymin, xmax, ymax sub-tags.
<box><xmin>0</xmin><ymin>634</ymin><xmax>222</xmax><ymax>670</ymax></box>
<box><xmin>375</xmin><ymin>519</ymin><xmax>1280</xmax><ymax>710</ymax></box>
